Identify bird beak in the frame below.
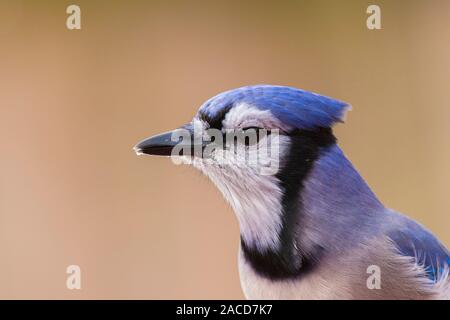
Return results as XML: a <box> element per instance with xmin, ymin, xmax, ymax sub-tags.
<box><xmin>134</xmin><ymin>130</ymin><xmax>178</xmax><ymax>156</ymax></box>
<box><xmin>134</xmin><ymin>125</ymin><xmax>201</xmax><ymax>157</ymax></box>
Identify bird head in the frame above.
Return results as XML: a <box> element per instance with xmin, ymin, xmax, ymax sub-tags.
<box><xmin>135</xmin><ymin>85</ymin><xmax>350</xmax><ymax>166</ymax></box>
<box><xmin>135</xmin><ymin>85</ymin><xmax>350</xmax><ymax>251</ymax></box>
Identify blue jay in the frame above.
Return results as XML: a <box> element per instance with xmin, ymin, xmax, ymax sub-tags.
<box><xmin>135</xmin><ymin>85</ymin><xmax>449</xmax><ymax>299</ymax></box>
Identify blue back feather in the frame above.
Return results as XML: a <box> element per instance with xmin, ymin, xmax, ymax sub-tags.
<box><xmin>199</xmin><ymin>85</ymin><xmax>350</xmax><ymax>130</ymax></box>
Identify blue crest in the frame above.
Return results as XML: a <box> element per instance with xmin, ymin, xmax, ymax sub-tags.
<box><xmin>198</xmin><ymin>85</ymin><xmax>351</xmax><ymax>130</ymax></box>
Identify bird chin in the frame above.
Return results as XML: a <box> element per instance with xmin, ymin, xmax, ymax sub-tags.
<box><xmin>170</xmin><ymin>154</ymin><xmax>219</xmax><ymax>169</ymax></box>
<box><xmin>170</xmin><ymin>150</ymin><xmax>278</xmax><ymax>179</ymax></box>
<box><xmin>170</xmin><ymin>155</ymin><xmax>197</xmax><ymax>166</ymax></box>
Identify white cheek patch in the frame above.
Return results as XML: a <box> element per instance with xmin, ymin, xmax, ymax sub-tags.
<box><xmin>211</xmin><ymin>132</ymin><xmax>289</xmax><ymax>176</ymax></box>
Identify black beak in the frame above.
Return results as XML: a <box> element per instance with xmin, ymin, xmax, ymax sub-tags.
<box><xmin>134</xmin><ymin>126</ymin><xmax>201</xmax><ymax>157</ymax></box>
<box><xmin>134</xmin><ymin>131</ymin><xmax>178</xmax><ymax>156</ymax></box>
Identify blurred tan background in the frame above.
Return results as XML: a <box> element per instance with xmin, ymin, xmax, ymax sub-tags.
<box><xmin>0</xmin><ymin>0</ymin><xmax>449</xmax><ymax>299</ymax></box>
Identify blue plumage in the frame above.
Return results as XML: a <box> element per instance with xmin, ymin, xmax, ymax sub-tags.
<box><xmin>388</xmin><ymin>221</ymin><xmax>450</xmax><ymax>281</ymax></box>
<box><xmin>137</xmin><ymin>84</ymin><xmax>450</xmax><ymax>298</ymax></box>
<box><xmin>199</xmin><ymin>85</ymin><xmax>449</xmax><ymax>284</ymax></box>
<box><xmin>199</xmin><ymin>85</ymin><xmax>350</xmax><ymax>130</ymax></box>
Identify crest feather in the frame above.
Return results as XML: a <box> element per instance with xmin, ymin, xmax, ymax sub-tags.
<box><xmin>199</xmin><ymin>85</ymin><xmax>351</xmax><ymax>130</ymax></box>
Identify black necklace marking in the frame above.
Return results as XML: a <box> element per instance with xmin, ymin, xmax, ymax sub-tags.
<box><xmin>241</xmin><ymin>127</ymin><xmax>336</xmax><ymax>280</ymax></box>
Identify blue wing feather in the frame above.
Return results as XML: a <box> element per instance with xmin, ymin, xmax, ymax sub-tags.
<box><xmin>388</xmin><ymin>220</ymin><xmax>450</xmax><ymax>282</ymax></box>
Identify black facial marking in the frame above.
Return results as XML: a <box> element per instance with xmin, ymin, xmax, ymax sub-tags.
<box><xmin>199</xmin><ymin>104</ymin><xmax>232</xmax><ymax>130</ymax></box>
<box><xmin>241</xmin><ymin>127</ymin><xmax>336</xmax><ymax>280</ymax></box>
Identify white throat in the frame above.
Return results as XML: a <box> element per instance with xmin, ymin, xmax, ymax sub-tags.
<box><xmin>195</xmin><ymin>161</ymin><xmax>284</xmax><ymax>251</ymax></box>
